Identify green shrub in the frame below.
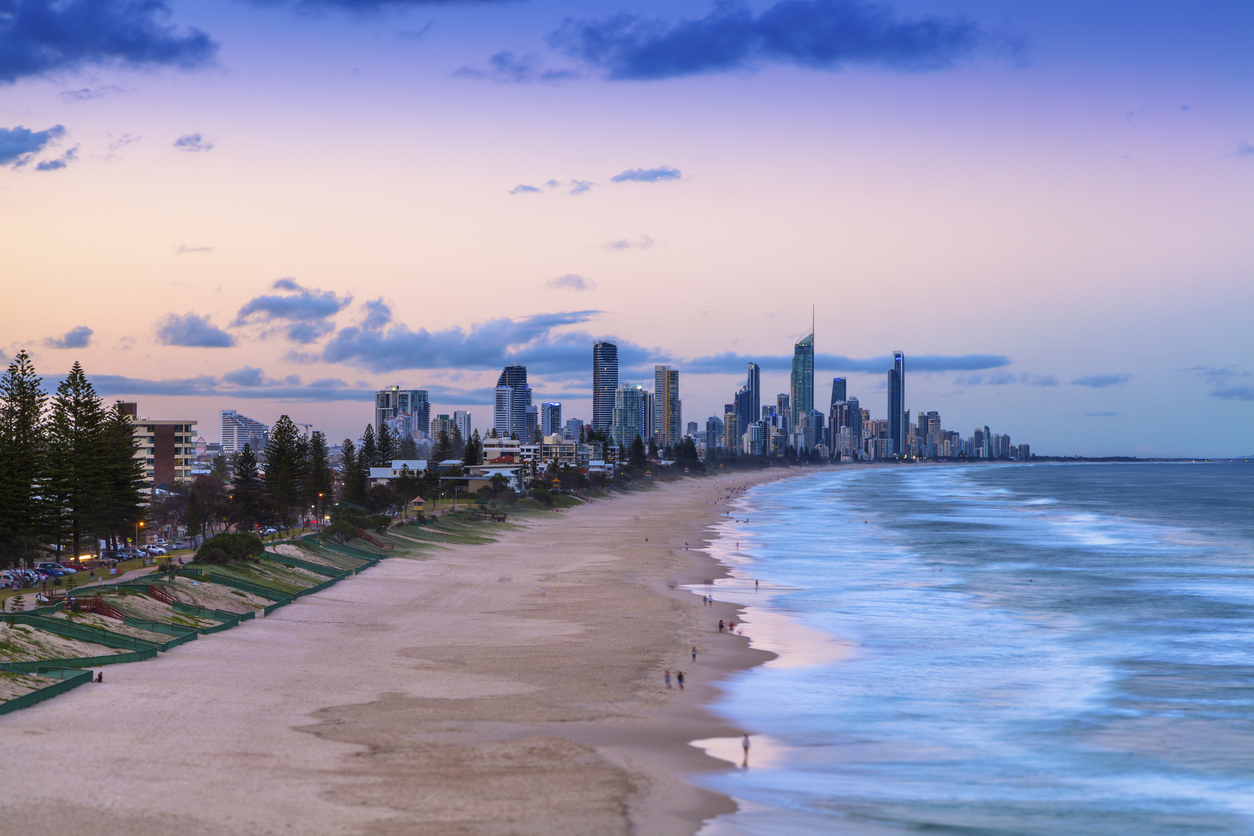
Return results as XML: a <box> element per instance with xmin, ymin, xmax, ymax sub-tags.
<box><xmin>195</xmin><ymin>532</ymin><xmax>265</xmax><ymax>566</ymax></box>
<box><xmin>528</xmin><ymin>489</ymin><xmax>554</xmax><ymax>507</ymax></box>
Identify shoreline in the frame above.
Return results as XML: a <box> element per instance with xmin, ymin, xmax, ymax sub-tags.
<box><xmin>0</xmin><ymin>461</ymin><xmax>991</xmax><ymax>835</ymax></box>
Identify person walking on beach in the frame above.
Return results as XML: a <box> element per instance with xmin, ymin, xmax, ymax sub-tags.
<box><xmin>742</xmin><ymin>734</ymin><xmax>750</xmax><ymax>768</ymax></box>
<box><xmin>664</xmin><ymin>670</ymin><xmax>672</xmax><ymax>688</ymax></box>
<box><xmin>719</xmin><ymin>620</ymin><xmax>725</xmax><ymax>633</ymax></box>
<box><xmin>677</xmin><ymin>671</ymin><xmax>685</xmax><ymax>690</ymax></box>
<box><xmin>692</xmin><ymin>646</ymin><xmax>697</xmax><ymax>662</ymax></box>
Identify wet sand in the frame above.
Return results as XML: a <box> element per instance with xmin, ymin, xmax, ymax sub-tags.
<box><xmin>0</xmin><ymin>468</ymin><xmax>797</xmax><ymax>835</ymax></box>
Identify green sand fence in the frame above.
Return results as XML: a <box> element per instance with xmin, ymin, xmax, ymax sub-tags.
<box><xmin>0</xmin><ymin>663</ymin><xmax>94</xmax><ymax>716</ymax></box>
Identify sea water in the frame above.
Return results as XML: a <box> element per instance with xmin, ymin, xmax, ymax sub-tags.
<box><xmin>695</xmin><ymin>462</ymin><xmax>1254</xmax><ymax>836</ymax></box>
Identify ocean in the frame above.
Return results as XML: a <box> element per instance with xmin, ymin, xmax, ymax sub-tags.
<box><xmin>693</xmin><ymin>462</ymin><xmax>1254</xmax><ymax>836</ymax></box>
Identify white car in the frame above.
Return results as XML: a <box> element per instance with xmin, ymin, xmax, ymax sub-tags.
<box><xmin>143</xmin><ymin>545</ymin><xmax>167</xmax><ymax>555</ymax></box>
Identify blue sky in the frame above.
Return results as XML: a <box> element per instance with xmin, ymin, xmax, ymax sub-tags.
<box><xmin>1</xmin><ymin>0</ymin><xmax>1251</xmax><ymax>454</ymax></box>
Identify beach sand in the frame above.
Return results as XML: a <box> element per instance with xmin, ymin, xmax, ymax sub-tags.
<box><xmin>0</xmin><ymin>468</ymin><xmax>796</xmax><ymax>836</ymax></box>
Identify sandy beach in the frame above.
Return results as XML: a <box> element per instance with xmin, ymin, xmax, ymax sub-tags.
<box><xmin>0</xmin><ymin>468</ymin><xmax>801</xmax><ymax>836</ymax></box>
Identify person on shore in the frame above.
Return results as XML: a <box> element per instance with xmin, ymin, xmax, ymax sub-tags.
<box><xmin>742</xmin><ymin>734</ymin><xmax>750</xmax><ymax>768</ymax></box>
<box><xmin>718</xmin><ymin>620</ymin><xmax>725</xmax><ymax>633</ymax></box>
<box><xmin>677</xmin><ymin>672</ymin><xmax>685</xmax><ymax>690</ymax></box>
<box><xmin>664</xmin><ymin>670</ymin><xmax>672</xmax><ymax>688</ymax></box>
<box><xmin>729</xmin><ymin>619</ymin><xmax>736</xmax><ymax>632</ymax></box>
<box><xmin>692</xmin><ymin>646</ymin><xmax>697</xmax><ymax>662</ymax></box>
<box><xmin>755</xmin><ymin>579</ymin><xmax>759</xmax><ymax>590</ymax></box>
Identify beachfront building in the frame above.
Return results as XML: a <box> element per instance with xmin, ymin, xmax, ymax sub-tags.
<box><xmin>482</xmin><ymin>436</ymin><xmax>523</xmax><ymax>463</ymax></box>
<box><xmin>610</xmin><ymin>384</ymin><xmax>644</xmax><ymax>451</ymax></box>
<box><xmin>887</xmin><ymin>351</ymin><xmax>905</xmax><ymax>458</ymax></box>
<box><xmin>790</xmin><ymin>332</ymin><xmax>814</xmax><ymax>429</ymax></box>
<box><xmin>375</xmin><ymin>386</ymin><xmax>430</xmax><ymax>437</ymax></box>
<box><xmin>653</xmin><ymin>365</ymin><xmax>681</xmax><ymax>448</ymax></box>
<box><xmin>541</xmin><ymin>402</ymin><xmax>562</xmax><ymax>437</ymax></box>
<box><xmin>127</xmin><ymin>406</ymin><xmax>197</xmax><ymax>491</ymax></box>
<box><xmin>592</xmin><ymin>341</ymin><xmax>618</xmax><ymax>433</ymax></box>
<box><xmin>220</xmin><ymin>409</ymin><xmax>269</xmax><ymax>455</ymax></box>
<box><xmin>454</xmin><ymin>411</ymin><xmax>471</xmax><ymax>441</ymax></box>
<box><xmin>494</xmin><ymin>363</ymin><xmax>532</xmax><ymax>439</ymax></box>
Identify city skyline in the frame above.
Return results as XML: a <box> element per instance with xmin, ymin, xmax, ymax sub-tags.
<box><xmin>2</xmin><ymin>2</ymin><xmax>1251</xmax><ymax>456</ymax></box>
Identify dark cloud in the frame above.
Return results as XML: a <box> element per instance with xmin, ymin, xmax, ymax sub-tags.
<box><xmin>611</xmin><ymin>166</ymin><xmax>681</xmax><ymax>183</ymax></box>
<box><xmin>0</xmin><ymin>125</ymin><xmax>66</xmax><ymax>167</ymax></box>
<box><xmin>569</xmin><ymin>179</ymin><xmax>594</xmax><ymax>195</ymax></box>
<box><xmin>685</xmin><ymin>351</ymin><xmax>1012</xmax><ymax>374</ymax></box>
<box><xmin>321</xmin><ymin>309</ymin><xmax>660</xmax><ymax>375</ymax></box>
<box><xmin>1182</xmin><ymin>366</ymin><xmax>1253</xmax><ymax>401</ymax></box>
<box><xmin>1071</xmin><ymin>373</ymin><xmax>1131</xmax><ymax>388</ymax></box>
<box><xmin>602</xmin><ymin>234</ymin><xmax>655</xmax><ymax>251</ymax></box>
<box><xmin>60</xmin><ymin>85</ymin><xmax>124</xmax><ymax>101</ymax></box>
<box><xmin>233</xmin><ymin>279</ymin><xmax>352</xmax><ymax>343</ymax></box>
<box><xmin>90</xmin><ymin>372</ymin><xmax>375</xmax><ymax>401</ymax></box>
<box><xmin>252</xmin><ymin>0</ymin><xmax>517</xmax><ymax>11</ymax></box>
<box><xmin>359</xmin><ymin>298</ymin><xmax>393</xmax><ymax>330</ymax></box>
<box><xmin>43</xmin><ymin>325</ymin><xmax>93</xmax><ymax>349</ymax></box>
<box><xmin>35</xmin><ymin>146</ymin><xmax>78</xmax><ymax>171</ymax></box>
<box><xmin>547</xmin><ymin>274</ymin><xmax>596</xmax><ymax>290</ymax></box>
<box><xmin>397</xmin><ymin>21</ymin><xmax>433</xmax><ymax>40</ymax></box>
<box><xmin>173</xmin><ymin>132</ymin><xmax>214</xmax><ymax>152</ymax></box>
<box><xmin>955</xmin><ymin>371</ymin><xmax>1057</xmax><ymax>386</ymax></box>
<box><xmin>1211</xmin><ymin>386</ymin><xmax>1254</xmax><ymax>402</ymax></box>
<box><xmin>547</xmin><ymin>0</ymin><xmax>990</xmax><ymax>81</ymax></box>
<box><xmin>454</xmin><ymin>50</ymin><xmax>578</xmax><ymax>83</ymax></box>
<box><xmin>509</xmin><ymin>184</ymin><xmax>540</xmax><ymax>194</ymax></box>
<box><xmin>0</xmin><ymin>0</ymin><xmax>217</xmax><ymax>85</ymax></box>
<box><xmin>154</xmin><ymin>312</ymin><xmax>235</xmax><ymax>348</ymax></box>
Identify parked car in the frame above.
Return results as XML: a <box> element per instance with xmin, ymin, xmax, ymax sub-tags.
<box><xmin>118</xmin><ymin>548</ymin><xmax>146</xmax><ymax>559</ymax></box>
<box><xmin>260</xmin><ymin>528</ymin><xmax>278</xmax><ymax>535</ymax></box>
<box><xmin>36</xmin><ymin>562</ymin><xmax>73</xmax><ymax>576</ymax></box>
<box><xmin>143</xmin><ymin>545</ymin><xmax>167</xmax><ymax>555</ymax></box>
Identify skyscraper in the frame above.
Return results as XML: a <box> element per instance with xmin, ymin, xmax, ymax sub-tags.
<box><xmin>654</xmin><ymin>365</ymin><xmax>680</xmax><ymax>447</ymax></box>
<box><xmin>453</xmin><ymin>410</ymin><xmax>471</xmax><ymax>441</ymax></box>
<box><xmin>887</xmin><ymin>351</ymin><xmax>905</xmax><ymax>458</ymax></box>
<box><xmin>734</xmin><ymin>386</ymin><xmax>754</xmax><ymax>440</ymax></box>
<box><xmin>705</xmin><ymin>416</ymin><xmax>724</xmax><ymax>452</ymax></box>
<box><xmin>540</xmin><ymin>402</ymin><xmax>562</xmax><ymax>437</ymax></box>
<box><xmin>493</xmin><ymin>363</ymin><xmax>531</xmax><ymax>438</ymax></box>
<box><xmin>610</xmin><ymin>384</ymin><xmax>644</xmax><ymax>450</ymax></box>
<box><xmin>790</xmin><ymin>332</ymin><xmax>814</xmax><ymax>429</ymax></box>
<box><xmin>830</xmin><ymin>377</ymin><xmax>846</xmax><ymax>408</ymax></box>
<box><xmin>375</xmin><ymin>387</ymin><xmax>430</xmax><ymax>436</ymax></box>
<box><xmin>220</xmin><ymin>409</ymin><xmax>269</xmax><ymax>454</ymax></box>
<box><xmin>746</xmin><ymin>362</ymin><xmax>760</xmax><ymax>424</ymax></box>
<box><xmin>847</xmin><ymin>396</ymin><xmax>862</xmax><ymax>459</ymax></box>
<box><xmin>777</xmin><ymin>393</ymin><xmax>790</xmax><ymax>433</ymax></box>
<box><xmin>592</xmin><ymin>341</ymin><xmax>618</xmax><ymax>433</ymax></box>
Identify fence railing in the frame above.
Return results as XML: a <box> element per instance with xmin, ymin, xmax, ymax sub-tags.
<box><xmin>0</xmin><ymin>664</ymin><xmax>95</xmax><ymax>716</ymax></box>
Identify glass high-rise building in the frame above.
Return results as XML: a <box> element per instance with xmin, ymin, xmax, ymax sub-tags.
<box><xmin>830</xmin><ymin>377</ymin><xmax>846</xmax><ymax>407</ymax></box>
<box><xmin>610</xmin><ymin>384</ymin><xmax>644</xmax><ymax>450</ymax></box>
<box><xmin>592</xmin><ymin>341</ymin><xmax>618</xmax><ymax>433</ymax></box>
<box><xmin>541</xmin><ymin>402</ymin><xmax>562</xmax><ymax>437</ymax></box>
<box><xmin>375</xmin><ymin>387</ymin><xmax>430</xmax><ymax>437</ymax></box>
<box><xmin>789</xmin><ymin>333</ymin><xmax>814</xmax><ymax>429</ymax></box>
<box><xmin>746</xmin><ymin>362</ymin><xmax>760</xmax><ymax>424</ymax></box>
<box><xmin>494</xmin><ymin>363</ymin><xmax>531</xmax><ymax>438</ymax></box>
<box><xmin>887</xmin><ymin>352</ymin><xmax>905</xmax><ymax>458</ymax></box>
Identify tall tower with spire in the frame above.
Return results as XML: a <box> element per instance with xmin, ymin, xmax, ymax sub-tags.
<box><xmin>790</xmin><ymin>308</ymin><xmax>815</xmax><ymax>430</ymax></box>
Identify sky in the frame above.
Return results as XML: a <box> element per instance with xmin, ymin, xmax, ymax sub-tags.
<box><xmin>1</xmin><ymin>0</ymin><xmax>1251</xmax><ymax>456</ymax></box>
